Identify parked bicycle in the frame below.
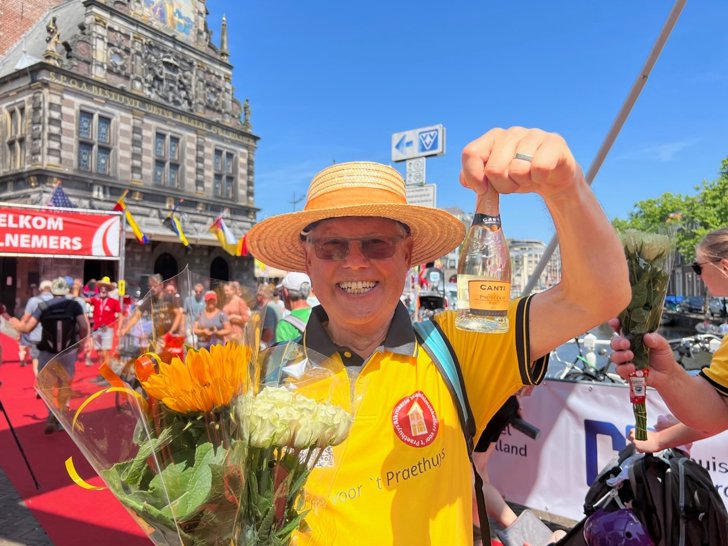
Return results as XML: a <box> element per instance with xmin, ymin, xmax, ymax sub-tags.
<box><xmin>549</xmin><ymin>333</ymin><xmax>624</xmax><ymax>384</ymax></box>
<box><xmin>667</xmin><ymin>333</ymin><xmax>722</xmax><ymax>372</ymax></box>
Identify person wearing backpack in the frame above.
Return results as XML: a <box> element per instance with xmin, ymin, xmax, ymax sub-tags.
<box><xmin>10</xmin><ymin>277</ymin><xmax>89</xmax><ymax>434</ymax></box>
<box><xmin>275</xmin><ymin>272</ymin><xmax>313</xmax><ymax>343</ymax></box>
<box><xmin>15</xmin><ymin>279</ymin><xmax>54</xmax><ymax>376</ymax></box>
<box><xmin>245</xmin><ymin>127</ymin><xmax>631</xmax><ymax>545</ymax></box>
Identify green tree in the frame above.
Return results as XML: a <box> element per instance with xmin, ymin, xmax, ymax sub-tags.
<box><xmin>613</xmin><ymin>158</ymin><xmax>728</xmax><ymax>258</ymax></box>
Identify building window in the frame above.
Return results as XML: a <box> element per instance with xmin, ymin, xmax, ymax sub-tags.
<box><xmin>5</xmin><ymin>104</ymin><xmax>27</xmax><ymax>170</ymax></box>
<box><xmin>213</xmin><ymin>148</ymin><xmax>235</xmax><ymax>199</ymax></box>
<box><xmin>154</xmin><ymin>132</ymin><xmax>182</xmax><ymax>188</ymax></box>
<box><xmin>77</xmin><ymin>110</ymin><xmax>113</xmax><ymax>175</ymax></box>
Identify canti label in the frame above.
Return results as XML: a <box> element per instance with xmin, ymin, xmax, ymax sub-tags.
<box><xmin>468</xmin><ymin>280</ymin><xmax>510</xmax><ymax>316</ymax></box>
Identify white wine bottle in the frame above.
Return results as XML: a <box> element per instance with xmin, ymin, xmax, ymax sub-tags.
<box><xmin>456</xmin><ymin>192</ymin><xmax>511</xmax><ymax>333</ymax></box>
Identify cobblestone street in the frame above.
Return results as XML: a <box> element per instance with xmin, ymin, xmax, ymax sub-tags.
<box><xmin>0</xmin><ymin>470</ymin><xmax>52</xmax><ymax>546</ymax></box>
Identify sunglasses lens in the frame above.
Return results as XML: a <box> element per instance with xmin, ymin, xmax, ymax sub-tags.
<box><xmin>315</xmin><ymin>239</ymin><xmax>349</xmax><ymax>260</ymax></box>
<box><xmin>361</xmin><ymin>238</ymin><xmax>397</xmax><ymax>259</ymax></box>
<box><xmin>311</xmin><ymin>237</ymin><xmax>400</xmax><ymax>260</ymax></box>
<box><xmin>692</xmin><ymin>262</ymin><xmax>702</xmax><ymax>275</ymax></box>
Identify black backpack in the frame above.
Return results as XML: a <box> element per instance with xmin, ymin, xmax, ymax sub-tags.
<box><xmin>36</xmin><ymin>299</ymin><xmax>80</xmax><ymax>353</ymax></box>
<box><xmin>579</xmin><ymin>445</ymin><xmax>728</xmax><ymax>546</ymax></box>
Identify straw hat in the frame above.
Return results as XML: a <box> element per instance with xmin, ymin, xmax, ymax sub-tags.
<box><xmin>247</xmin><ymin>161</ymin><xmax>465</xmax><ymax>271</ymax></box>
<box><xmin>96</xmin><ymin>276</ymin><xmax>113</xmax><ymax>289</ymax></box>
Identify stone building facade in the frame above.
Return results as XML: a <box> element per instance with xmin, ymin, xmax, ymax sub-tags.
<box><xmin>0</xmin><ymin>0</ymin><xmax>258</xmax><ymax>313</ymax></box>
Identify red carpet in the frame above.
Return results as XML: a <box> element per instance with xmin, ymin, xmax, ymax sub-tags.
<box><xmin>0</xmin><ymin>333</ymin><xmax>150</xmax><ymax>545</ymax></box>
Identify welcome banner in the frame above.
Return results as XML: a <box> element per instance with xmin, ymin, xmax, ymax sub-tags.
<box><xmin>0</xmin><ymin>205</ymin><xmax>121</xmax><ymax>259</ymax></box>
<box><xmin>489</xmin><ymin>379</ymin><xmax>728</xmax><ymax>521</ymax></box>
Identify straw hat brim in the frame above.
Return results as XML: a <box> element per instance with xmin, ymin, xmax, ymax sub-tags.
<box><xmin>247</xmin><ymin>204</ymin><xmax>465</xmax><ymax>272</ymax></box>
<box><xmin>96</xmin><ymin>281</ymin><xmax>113</xmax><ymax>289</ymax></box>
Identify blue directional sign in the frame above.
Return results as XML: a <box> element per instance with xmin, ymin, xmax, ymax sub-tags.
<box><xmin>391</xmin><ymin>124</ymin><xmax>445</xmax><ymax>162</ymax></box>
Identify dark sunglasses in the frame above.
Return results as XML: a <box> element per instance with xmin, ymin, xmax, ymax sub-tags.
<box><xmin>306</xmin><ymin>235</ymin><xmax>406</xmax><ymax>261</ymax></box>
<box><xmin>691</xmin><ymin>259</ymin><xmax>721</xmax><ymax>275</ymax></box>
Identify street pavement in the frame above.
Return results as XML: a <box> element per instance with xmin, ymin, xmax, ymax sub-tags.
<box><xmin>0</xmin><ymin>469</ymin><xmax>52</xmax><ymax>546</ymax></box>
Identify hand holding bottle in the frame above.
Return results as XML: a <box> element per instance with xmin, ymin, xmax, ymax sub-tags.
<box><xmin>456</xmin><ymin>192</ymin><xmax>511</xmax><ymax>333</ymax></box>
<box><xmin>459</xmin><ymin>127</ymin><xmax>583</xmax><ymax>200</ymax></box>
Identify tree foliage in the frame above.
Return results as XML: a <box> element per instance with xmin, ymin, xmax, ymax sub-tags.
<box><xmin>613</xmin><ymin>158</ymin><xmax>728</xmax><ymax>258</ymax></box>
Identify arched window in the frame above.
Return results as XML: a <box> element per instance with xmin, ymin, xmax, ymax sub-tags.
<box><xmin>154</xmin><ymin>253</ymin><xmax>179</xmax><ymax>280</ymax></box>
<box><xmin>210</xmin><ymin>256</ymin><xmax>229</xmax><ymax>287</ymax></box>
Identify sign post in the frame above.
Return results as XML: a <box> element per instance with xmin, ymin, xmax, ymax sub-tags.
<box><xmin>405</xmin><ymin>158</ymin><xmax>426</xmax><ymax>186</ymax></box>
<box><xmin>405</xmin><ymin>184</ymin><xmax>437</xmax><ymax>208</ymax></box>
<box><xmin>391</xmin><ymin>124</ymin><xmax>446</xmax><ymax>163</ymax></box>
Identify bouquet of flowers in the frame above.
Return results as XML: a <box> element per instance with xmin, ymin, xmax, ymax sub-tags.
<box><xmin>36</xmin><ymin>269</ymin><xmax>357</xmax><ymax>545</ymax></box>
<box><xmin>618</xmin><ymin>229</ymin><xmax>675</xmax><ymax>440</ymax></box>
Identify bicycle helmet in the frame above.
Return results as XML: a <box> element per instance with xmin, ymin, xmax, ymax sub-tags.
<box><xmin>583</xmin><ymin>508</ymin><xmax>654</xmax><ymax>546</ymax></box>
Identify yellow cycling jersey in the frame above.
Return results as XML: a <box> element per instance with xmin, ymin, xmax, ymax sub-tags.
<box><xmin>292</xmin><ymin>296</ymin><xmax>546</xmax><ymax>545</ymax></box>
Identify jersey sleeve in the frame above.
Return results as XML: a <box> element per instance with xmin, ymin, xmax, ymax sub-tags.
<box><xmin>433</xmin><ymin>295</ymin><xmax>548</xmax><ymax>432</ymax></box>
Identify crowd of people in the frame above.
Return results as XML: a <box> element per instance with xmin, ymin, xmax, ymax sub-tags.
<box><xmin>6</xmin><ymin>271</ymin><xmax>319</xmax><ymax>435</ymax></box>
<box><xmin>3</xmin><ymin>125</ymin><xmax>727</xmax><ymax>545</ymax></box>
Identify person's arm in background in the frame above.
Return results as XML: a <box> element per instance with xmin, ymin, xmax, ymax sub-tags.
<box><xmin>216</xmin><ymin>315</ymin><xmax>232</xmax><ymax>339</ymax></box>
<box><xmin>77</xmin><ymin>310</ymin><xmax>89</xmax><ymax>340</ymax></box>
<box><xmin>460</xmin><ymin>128</ymin><xmax>631</xmax><ymax>361</ymax></box>
<box><xmin>193</xmin><ymin>319</ymin><xmax>207</xmax><ymax>337</ymax></box>
<box><xmin>611</xmin><ymin>323</ymin><xmax>728</xmax><ymax>436</ymax></box>
<box><xmin>9</xmin><ymin>315</ymin><xmax>38</xmax><ymax>333</ymax></box>
<box><xmin>238</xmin><ymin>298</ymin><xmax>251</xmax><ymax>324</ymax></box>
<box><xmin>629</xmin><ymin>421</ymin><xmax>707</xmax><ymax>453</ymax></box>
<box><xmin>170</xmin><ymin>307</ymin><xmax>184</xmax><ymax>335</ymax></box>
<box><xmin>119</xmin><ymin>308</ymin><xmax>141</xmax><ymax>337</ymax></box>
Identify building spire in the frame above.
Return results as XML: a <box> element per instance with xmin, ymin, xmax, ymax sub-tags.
<box><xmin>220</xmin><ymin>15</ymin><xmax>229</xmax><ymax>61</ymax></box>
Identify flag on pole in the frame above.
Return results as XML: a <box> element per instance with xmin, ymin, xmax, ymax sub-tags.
<box><xmin>48</xmin><ymin>181</ymin><xmax>76</xmax><ymax>208</ymax></box>
<box><xmin>163</xmin><ymin>199</ymin><xmax>189</xmax><ymax>246</ymax></box>
<box><xmin>209</xmin><ymin>214</ymin><xmax>248</xmax><ymax>256</ymax></box>
<box><xmin>113</xmin><ymin>190</ymin><xmax>150</xmax><ymax>245</ymax></box>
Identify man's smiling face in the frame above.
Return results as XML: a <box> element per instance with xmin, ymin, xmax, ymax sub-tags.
<box><xmin>303</xmin><ymin>217</ymin><xmax>412</xmax><ymax>330</ymax></box>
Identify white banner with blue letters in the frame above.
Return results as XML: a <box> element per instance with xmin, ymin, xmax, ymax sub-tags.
<box><xmin>489</xmin><ymin>379</ymin><xmax>728</xmax><ymax>521</ymax></box>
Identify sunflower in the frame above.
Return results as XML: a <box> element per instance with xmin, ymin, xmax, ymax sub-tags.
<box><xmin>140</xmin><ymin>342</ymin><xmax>253</xmax><ymax>413</ymax></box>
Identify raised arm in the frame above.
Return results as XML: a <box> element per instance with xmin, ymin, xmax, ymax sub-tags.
<box><xmin>460</xmin><ymin>127</ymin><xmax>630</xmax><ymax>359</ymax></box>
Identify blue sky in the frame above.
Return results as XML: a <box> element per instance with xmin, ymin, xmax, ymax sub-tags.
<box><xmin>207</xmin><ymin>1</ymin><xmax>728</xmax><ymax>241</ymax></box>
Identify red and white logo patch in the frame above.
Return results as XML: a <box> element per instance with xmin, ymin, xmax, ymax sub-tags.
<box><xmin>392</xmin><ymin>391</ymin><xmax>439</xmax><ymax>448</ymax></box>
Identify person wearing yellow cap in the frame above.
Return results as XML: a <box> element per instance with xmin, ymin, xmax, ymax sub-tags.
<box><xmin>84</xmin><ymin>276</ymin><xmax>121</xmax><ymax>366</ymax></box>
<box><xmin>246</xmin><ymin>127</ymin><xmax>630</xmax><ymax>545</ymax></box>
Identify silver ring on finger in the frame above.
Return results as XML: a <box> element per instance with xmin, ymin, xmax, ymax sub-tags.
<box><xmin>514</xmin><ymin>152</ymin><xmax>533</xmax><ymax>162</ymax></box>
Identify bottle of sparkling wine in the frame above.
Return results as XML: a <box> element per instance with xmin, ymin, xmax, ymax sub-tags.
<box><xmin>456</xmin><ymin>192</ymin><xmax>511</xmax><ymax>333</ymax></box>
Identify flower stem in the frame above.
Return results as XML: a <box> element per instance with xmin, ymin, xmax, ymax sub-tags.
<box><xmin>633</xmin><ymin>402</ymin><xmax>647</xmax><ymax>441</ymax></box>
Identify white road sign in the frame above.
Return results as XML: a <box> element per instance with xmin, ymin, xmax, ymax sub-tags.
<box><xmin>405</xmin><ymin>158</ymin><xmax>426</xmax><ymax>186</ymax></box>
<box><xmin>391</xmin><ymin>124</ymin><xmax>446</xmax><ymax>162</ymax></box>
<box><xmin>406</xmin><ymin>184</ymin><xmax>436</xmax><ymax>208</ymax></box>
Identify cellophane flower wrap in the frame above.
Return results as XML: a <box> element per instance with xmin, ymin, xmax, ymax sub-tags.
<box><xmin>618</xmin><ymin>229</ymin><xmax>675</xmax><ymax>440</ymax></box>
<box><xmin>36</xmin><ymin>268</ymin><xmax>357</xmax><ymax>545</ymax></box>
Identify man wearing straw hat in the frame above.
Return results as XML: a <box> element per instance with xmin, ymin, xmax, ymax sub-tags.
<box><xmin>247</xmin><ymin>127</ymin><xmax>631</xmax><ymax>545</ymax></box>
<box><xmin>85</xmin><ymin>276</ymin><xmax>121</xmax><ymax>366</ymax></box>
